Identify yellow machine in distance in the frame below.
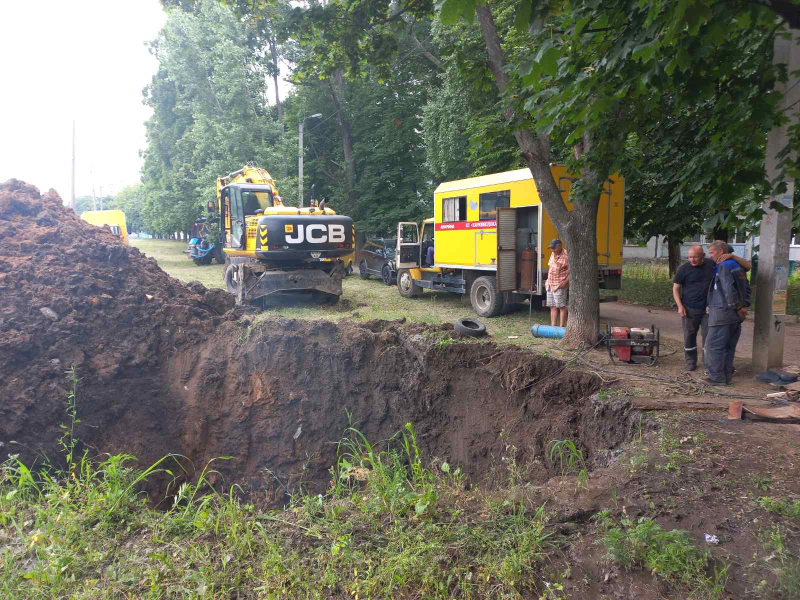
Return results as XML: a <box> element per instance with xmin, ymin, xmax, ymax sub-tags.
<box><xmin>214</xmin><ymin>165</ymin><xmax>355</xmax><ymax>305</ymax></box>
<box><xmin>80</xmin><ymin>210</ymin><xmax>129</xmax><ymax>245</ymax></box>
<box><xmin>395</xmin><ymin>165</ymin><xmax>624</xmax><ymax>317</ymax></box>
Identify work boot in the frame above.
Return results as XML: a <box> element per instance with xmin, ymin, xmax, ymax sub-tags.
<box><xmin>685</xmin><ymin>362</ymin><xmax>697</xmax><ymax>372</ymax></box>
<box><xmin>702</xmin><ymin>377</ymin><xmax>725</xmax><ymax>387</ymax></box>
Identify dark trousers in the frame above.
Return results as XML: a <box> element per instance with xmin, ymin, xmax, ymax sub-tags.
<box><xmin>703</xmin><ymin>322</ymin><xmax>742</xmax><ymax>383</ymax></box>
<box><xmin>682</xmin><ymin>307</ymin><xmax>708</xmax><ymax>368</ymax></box>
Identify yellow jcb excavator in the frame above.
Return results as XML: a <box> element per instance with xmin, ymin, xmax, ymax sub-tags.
<box><xmin>213</xmin><ymin>165</ymin><xmax>354</xmax><ymax>305</ymax></box>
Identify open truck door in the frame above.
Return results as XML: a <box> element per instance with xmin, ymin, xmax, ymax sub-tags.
<box><xmin>496</xmin><ymin>207</ymin><xmax>517</xmax><ymax>292</ymax></box>
<box><xmin>227</xmin><ymin>187</ymin><xmax>245</xmax><ymax>249</ymax></box>
<box><xmin>396</xmin><ymin>222</ymin><xmax>421</xmax><ymax>268</ymax></box>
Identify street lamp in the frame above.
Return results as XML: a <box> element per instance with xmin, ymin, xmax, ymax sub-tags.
<box><xmin>299</xmin><ymin>113</ymin><xmax>322</xmax><ymax>207</ymax></box>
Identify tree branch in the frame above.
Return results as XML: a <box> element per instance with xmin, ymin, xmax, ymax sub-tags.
<box><xmin>410</xmin><ymin>29</ymin><xmax>443</xmax><ymax>69</ymax></box>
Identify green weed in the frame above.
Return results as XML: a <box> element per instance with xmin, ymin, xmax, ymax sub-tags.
<box><xmin>753</xmin><ymin>476</ymin><xmax>773</xmax><ymax>493</ymax></box>
<box><xmin>757</xmin><ymin>496</ymin><xmax>800</xmax><ymax>518</ymax></box>
<box><xmin>550</xmin><ymin>439</ymin><xmax>589</xmax><ymax>490</ymax></box>
<box><xmin>759</xmin><ymin>524</ymin><xmax>800</xmax><ymax>598</ymax></box>
<box><xmin>602</xmin><ymin>517</ymin><xmax>727</xmax><ymax>599</ymax></box>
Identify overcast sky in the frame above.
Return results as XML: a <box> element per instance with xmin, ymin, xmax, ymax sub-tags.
<box><xmin>0</xmin><ymin>1</ymin><xmax>167</xmax><ymax>201</ymax></box>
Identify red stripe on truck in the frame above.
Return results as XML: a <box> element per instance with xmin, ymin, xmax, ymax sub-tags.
<box><xmin>435</xmin><ymin>220</ymin><xmax>497</xmax><ymax>231</ymax></box>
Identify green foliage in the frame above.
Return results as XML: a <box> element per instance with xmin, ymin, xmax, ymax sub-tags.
<box><xmin>549</xmin><ymin>439</ymin><xmax>588</xmax><ymax>490</ymax></box>
<box><xmin>59</xmin><ymin>366</ymin><xmax>81</xmax><ymax>474</ymax></box>
<box><xmin>602</xmin><ymin>517</ymin><xmax>727</xmax><ymax>598</ymax></box>
<box><xmin>509</xmin><ymin>0</ymin><xmax>789</xmax><ymax>231</ymax></box>
<box><xmin>1</xmin><ymin>421</ymin><xmax>556</xmax><ymax>598</ymax></box>
<box><xmin>760</xmin><ymin>524</ymin><xmax>800</xmax><ymax>599</ymax></box>
<box><xmin>141</xmin><ymin>0</ymin><xmax>287</xmax><ymax>235</ymax></box>
<box><xmin>758</xmin><ymin>496</ymin><xmax>800</xmax><ymax>518</ymax></box>
<box><xmin>422</xmin><ymin>9</ymin><xmax>527</xmax><ymax>182</ymax></box>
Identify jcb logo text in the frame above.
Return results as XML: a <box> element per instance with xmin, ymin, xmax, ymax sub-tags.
<box><xmin>285</xmin><ymin>224</ymin><xmax>346</xmax><ymax>244</ymax></box>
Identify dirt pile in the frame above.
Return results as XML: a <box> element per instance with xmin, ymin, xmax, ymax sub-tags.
<box><xmin>0</xmin><ymin>179</ymin><xmax>639</xmax><ymax>499</ymax></box>
<box><xmin>0</xmin><ymin>179</ymin><xmax>235</xmax><ymax>465</ymax></box>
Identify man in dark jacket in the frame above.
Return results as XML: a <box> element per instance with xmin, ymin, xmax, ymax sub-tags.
<box><xmin>703</xmin><ymin>240</ymin><xmax>752</xmax><ymax>385</ymax></box>
<box><xmin>673</xmin><ymin>244</ymin><xmax>750</xmax><ymax>371</ymax></box>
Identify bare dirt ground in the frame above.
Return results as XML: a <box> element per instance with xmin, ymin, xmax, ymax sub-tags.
<box><xmin>600</xmin><ymin>301</ymin><xmax>800</xmax><ymax>366</ymax></box>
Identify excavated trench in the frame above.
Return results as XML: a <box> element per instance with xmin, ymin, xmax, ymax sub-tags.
<box><xmin>0</xmin><ymin>179</ymin><xmax>641</xmax><ymax>502</ymax></box>
<box><xmin>158</xmin><ymin>318</ymin><xmax>641</xmax><ymax>502</ymax></box>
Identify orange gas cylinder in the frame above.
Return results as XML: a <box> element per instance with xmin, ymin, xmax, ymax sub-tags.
<box><xmin>520</xmin><ymin>244</ymin><xmax>536</xmax><ymax>291</ymax></box>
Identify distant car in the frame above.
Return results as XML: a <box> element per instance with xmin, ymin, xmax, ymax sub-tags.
<box><xmin>359</xmin><ymin>238</ymin><xmax>397</xmax><ymax>285</ymax></box>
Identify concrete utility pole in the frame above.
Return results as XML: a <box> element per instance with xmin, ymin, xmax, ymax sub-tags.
<box><xmin>752</xmin><ymin>27</ymin><xmax>799</xmax><ymax>373</ymax></box>
<box><xmin>70</xmin><ymin>120</ymin><xmax>76</xmax><ymax>211</ymax></box>
<box><xmin>298</xmin><ymin>113</ymin><xmax>322</xmax><ymax>206</ymax></box>
<box><xmin>91</xmin><ymin>168</ymin><xmax>97</xmax><ymax>211</ymax></box>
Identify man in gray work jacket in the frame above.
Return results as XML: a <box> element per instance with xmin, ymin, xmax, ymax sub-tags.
<box><xmin>703</xmin><ymin>240</ymin><xmax>752</xmax><ymax>385</ymax></box>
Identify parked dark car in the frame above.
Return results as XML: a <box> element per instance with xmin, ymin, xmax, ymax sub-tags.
<box><xmin>359</xmin><ymin>238</ymin><xmax>397</xmax><ymax>285</ymax></box>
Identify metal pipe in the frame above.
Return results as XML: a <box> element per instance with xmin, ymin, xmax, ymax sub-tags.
<box><xmin>530</xmin><ymin>324</ymin><xmax>566</xmax><ymax>339</ymax></box>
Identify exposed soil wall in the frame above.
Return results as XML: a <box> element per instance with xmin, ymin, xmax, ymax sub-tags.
<box><xmin>0</xmin><ymin>179</ymin><xmax>640</xmax><ymax>501</ymax></box>
<box><xmin>169</xmin><ymin>319</ymin><xmax>641</xmax><ymax>500</ymax></box>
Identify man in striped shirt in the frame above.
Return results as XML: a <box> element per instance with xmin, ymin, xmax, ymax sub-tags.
<box><xmin>545</xmin><ymin>238</ymin><xmax>569</xmax><ymax>327</ymax></box>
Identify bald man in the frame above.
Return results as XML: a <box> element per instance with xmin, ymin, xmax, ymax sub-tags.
<box><xmin>673</xmin><ymin>244</ymin><xmax>750</xmax><ymax>371</ymax></box>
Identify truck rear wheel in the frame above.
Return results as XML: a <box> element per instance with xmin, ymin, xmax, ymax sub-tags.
<box><xmin>471</xmin><ymin>275</ymin><xmax>505</xmax><ymax>318</ymax></box>
<box><xmin>397</xmin><ymin>269</ymin><xmax>422</xmax><ymax>298</ymax></box>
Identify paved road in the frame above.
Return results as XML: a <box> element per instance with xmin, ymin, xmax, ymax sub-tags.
<box><xmin>599</xmin><ymin>302</ymin><xmax>800</xmax><ymax>365</ymax></box>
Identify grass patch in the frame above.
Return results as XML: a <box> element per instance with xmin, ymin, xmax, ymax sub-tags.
<box><xmin>1</xmin><ymin>375</ymin><xmax>559</xmax><ymax>599</ymax></box>
<box><xmin>602</xmin><ymin>263</ymin><xmax>673</xmax><ymax>307</ymax></box>
<box><xmin>601</xmin><ymin>517</ymin><xmax>727</xmax><ymax>599</ymax></box>
<box><xmin>549</xmin><ymin>440</ymin><xmax>588</xmax><ymax>491</ymax></box>
<box><xmin>131</xmin><ymin>238</ymin><xmax>225</xmax><ymax>290</ymax></box>
<box><xmin>759</xmin><ymin>524</ymin><xmax>800</xmax><ymax>599</ymax></box>
<box><xmin>602</xmin><ymin>263</ymin><xmax>800</xmax><ymax>315</ymax></box>
<box><xmin>758</xmin><ymin>496</ymin><xmax>800</xmax><ymax>518</ymax></box>
<box><xmin>131</xmin><ymin>239</ymin><xmax>553</xmax><ymax>346</ymax></box>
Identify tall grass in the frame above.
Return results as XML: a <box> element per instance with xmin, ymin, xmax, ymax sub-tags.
<box><xmin>1</xmin><ymin>386</ymin><xmax>557</xmax><ymax>599</ymax></box>
<box><xmin>605</xmin><ymin>264</ymin><xmax>800</xmax><ymax>315</ymax></box>
<box><xmin>603</xmin><ymin>263</ymin><xmax>674</xmax><ymax>307</ymax></box>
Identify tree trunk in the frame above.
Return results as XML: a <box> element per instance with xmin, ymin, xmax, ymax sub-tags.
<box><xmin>666</xmin><ymin>237</ymin><xmax>681</xmax><ymax>277</ymax></box>
<box><xmin>330</xmin><ymin>71</ymin><xmax>358</xmax><ymax>219</ymax></box>
<box><xmin>269</xmin><ymin>37</ymin><xmax>284</xmax><ymax>134</ymax></box>
<box><xmin>476</xmin><ymin>3</ymin><xmax>604</xmax><ymax>346</ymax></box>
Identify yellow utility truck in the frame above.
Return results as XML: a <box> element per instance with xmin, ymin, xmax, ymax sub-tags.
<box><xmin>215</xmin><ymin>165</ymin><xmax>355</xmax><ymax>305</ymax></box>
<box><xmin>80</xmin><ymin>209</ymin><xmax>129</xmax><ymax>245</ymax></box>
<box><xmin>395</xmin><ymin>166</ymin><xmax>624</xmax><ymax>317</ymax></box>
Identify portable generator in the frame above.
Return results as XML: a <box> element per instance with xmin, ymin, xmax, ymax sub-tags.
<box><xmin>605</xmin><ymin>324</ymin><xmax>660</xmax><ymax>366</ymax></box>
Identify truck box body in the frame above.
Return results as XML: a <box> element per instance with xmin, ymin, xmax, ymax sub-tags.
<box><xmin>431</xmin><ymin>165</ymin><xmax>623</xmax><ymax>291</ymax></box>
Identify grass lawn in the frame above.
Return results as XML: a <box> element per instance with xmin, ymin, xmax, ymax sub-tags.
<box><xmin>130</xmin><ymin>238</ymin><xmax>552</xmax><ymax>345</ymax></box>
<box><xmin>131</xmin><ymin>239</ymin><xmax>226</xmax><ymax>290</ymax></box>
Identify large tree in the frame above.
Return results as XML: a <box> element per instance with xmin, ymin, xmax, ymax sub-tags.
<box><xmin>141</xmin><ymin>0</ymin><xmax>287</xmax><ymax>235</ymax></box>
<box><xmin>289</xmin><ymin>0</ymin><xmax>795</xmax><ymax>344</ymax></box>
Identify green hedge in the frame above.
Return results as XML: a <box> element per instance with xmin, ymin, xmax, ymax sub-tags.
<box><xmin>603</xmin><ymin>264</ymin><xmax>799</xmax><ymax>316</ymax></box>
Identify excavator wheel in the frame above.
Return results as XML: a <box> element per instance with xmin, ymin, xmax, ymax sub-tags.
<box><xmin>224</xmin><ymin>263</ymin><xmax>239</xmax><ymax>296</ymax></box>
